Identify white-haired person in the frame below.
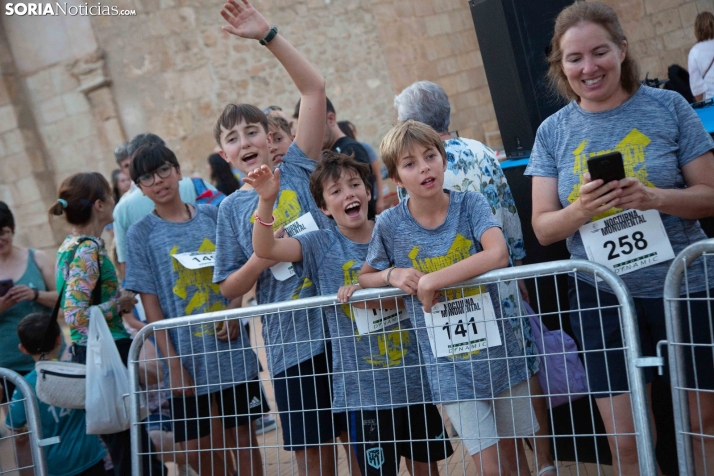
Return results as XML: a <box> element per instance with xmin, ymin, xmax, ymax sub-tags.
<box><xmin>394</xmin><ymin>80</ymin><xmax>554</xmax><ymax>476</ymax></box>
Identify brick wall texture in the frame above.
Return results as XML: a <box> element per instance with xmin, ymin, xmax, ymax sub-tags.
<box><xmin>0</xmin><ymin>0</ymin><xmax>710</xmax><ymax>250</ymax></box>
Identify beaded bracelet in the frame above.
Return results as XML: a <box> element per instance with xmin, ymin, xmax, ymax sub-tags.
<box><xmin>255</xmin><ymin>214</ymin><xmax>276</xmax><ymax>227</ymax></box>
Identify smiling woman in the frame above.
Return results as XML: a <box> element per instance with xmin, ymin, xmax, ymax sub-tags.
<box><xmin>525</xmin><ymin>2</ymin><xmax>714</xmax><ymax>474</ymax></box>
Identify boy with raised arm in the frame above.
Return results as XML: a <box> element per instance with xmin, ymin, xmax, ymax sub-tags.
<box><xmin>124</xmin><ymin>143</ymin><xmax>265</xmax><ymax>475</ymax></box>
<box><xmin>358</xmin><ymin>120</ymin><xmax>536</xmax><ymax>475</ymax></box>
<box><xmin>246</xmin><ymin>152</ymin><xmax>454</xmax><ymax>476</ymax></box>
<box><xmin>211</xmin><ymin>1</ymin><xmax>337</xmax><ymax>474</ymax></box>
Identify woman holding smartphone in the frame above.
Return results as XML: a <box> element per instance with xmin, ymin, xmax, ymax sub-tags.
<box><xmin>525</xmin><ymin>2</ymin><xmax>714</xmax><ymax>474</ymax></box>
<box><xmin>0</xmin><ymin>201</ymin><xmax>57</xmax><ymax>402</ymax></box>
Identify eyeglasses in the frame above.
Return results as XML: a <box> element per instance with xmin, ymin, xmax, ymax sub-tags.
<box><xmin>136</xmin><ymin>163</ymin><xmax>174</xmax><ymax>187</ymax></box>
<box><xmin>262</xmin><ymin>105</ymin><xmax>282</xmax><ymax>114</ymax></box>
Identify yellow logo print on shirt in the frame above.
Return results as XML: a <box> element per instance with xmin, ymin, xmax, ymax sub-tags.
<box><xmin>341</xmin><ymin>259</ymin><xmax>409</xmax><ymax>369</ymax></box>
<box><xmin>567</xmin><ymin>129</ymin><xmax>655</xmax><ymax>220</ymax></box>
<box><xmin>290</xmin><ymin>277</ymin><xmax>314</xmax><ymax>300</ymax></box>
<box><xmin>250</xmin><ymin>189</ymin><xmax>302</xmax><ymax>230</ymax></box>
<box><xmin>408</xmin><ymin>234</ymin><xmax>484</xmax><ymax>299</ymax></box>
<box><xmin>407</xmin><ymin>234</ymin><xmax>487</xmax><ymax>359</ymax></box>
<box><xmin>171</xmin><ymin>239</ymin><xmax>225</xmax><ymax>337</ymax></box>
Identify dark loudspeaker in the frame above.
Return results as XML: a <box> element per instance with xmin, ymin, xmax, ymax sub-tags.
<box><xmin>469</xmin><ymin>0</ymin><xmax>573</xmax><ymax>158</ymax></box>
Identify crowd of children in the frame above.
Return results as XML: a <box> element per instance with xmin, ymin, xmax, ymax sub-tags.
<box><xmin>1</xmin><ymin>1</ymin><xmax>538</xmax><ymax>474</ymax></box>
<box><xmin>3</xmin><ymin>0</ymin><xmax>714</xmax><ymax>475</ymax></box>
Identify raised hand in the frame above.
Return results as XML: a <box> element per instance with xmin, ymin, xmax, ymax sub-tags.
<box><xmin>244</xmin><ymin>165</ymin><xmax>281</xmax><ymax>202</ymax></box>
<box><xmin>220</xmin><ymin>0</ymin><xmax>271</xmax><ymax>41</ymax></box>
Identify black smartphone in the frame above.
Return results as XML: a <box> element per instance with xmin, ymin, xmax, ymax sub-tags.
<box><xmin>587</xmin><ymin>152</ymin><xmax>625</xmax><ymax>183</ymax></box>
<box><xmin>0</xmin><ymin>279</ymin><xmax>13</xmax><ymax>298</ymax></box>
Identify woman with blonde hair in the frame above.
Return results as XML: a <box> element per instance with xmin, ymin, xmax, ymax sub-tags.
<box><xmin>689</xmin><ymin>11</ymin><xmax>714</xmax><ymax>101</ymax></box>
<box><xmin>526</xmin><ymin>2</ymin><xmax>714</xmax><ymax>474</ymax></box>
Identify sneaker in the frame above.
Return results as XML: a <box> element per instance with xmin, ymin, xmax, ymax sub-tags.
<box><xmin>254</xmin><ymin>415</ymin><xmax>277</xmax><ymax>435</ymax></box>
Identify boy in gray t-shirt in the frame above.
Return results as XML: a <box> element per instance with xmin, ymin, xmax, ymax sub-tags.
<box><xmin>210</xmin><ymin>1</ymin><xmax>337</xmax><ymax>468</ymax></box>
<box><xmin>246</xmin><ymin>152</ymin><xmax>453</xmax><ymax>476</ymax></box>
<box><xmin>360</xmin><ymin>120</ymin><xmax>536</xmax><ymax>471</ymax></box>
<box><xmin>124</xmin><ymin>144</ymin><xmax>265</xmax><ymax>475</ymax></box>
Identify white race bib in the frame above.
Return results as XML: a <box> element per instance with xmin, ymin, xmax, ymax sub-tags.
<box><xmin>579</xmin><ymin>209</ymin><xmax>675</xmax><ymax>277</ymax></box>
<box><xmin>172</xmin><ymin>252</ymin><xmax>215</xmax><ymax>270</ymax></box>
<box><xmin>423</xmin><ymin>294</ymin><xmax>502</xmax><ymax>358</ymax></box>
<box><xmin>270</xmin><ymin>213</ymin><xmax>319</xmax><ymax>281</ymax></box>
<box><xmin>352</xmin><ymin>307</ymin><xmax>409</xmax><ymax>335</ymax></box>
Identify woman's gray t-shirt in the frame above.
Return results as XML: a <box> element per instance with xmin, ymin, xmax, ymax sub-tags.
<box><xmin>125</xmin><ymin>205</ymin><xmax>259</xmax><ymax>395</ymax></box>
<box><xmin>525</xmin><ymin>86</ymin><xmax>714</xmax><ymax>298</ymax></box>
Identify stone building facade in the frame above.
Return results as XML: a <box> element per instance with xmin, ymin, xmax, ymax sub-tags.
<box><xmin>0</xmin><ymin>0</ymin><xmax>710</xmax><ymax>251</ymax></box>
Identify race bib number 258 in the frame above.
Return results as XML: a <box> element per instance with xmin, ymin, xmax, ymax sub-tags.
<box><xmin>579</xmin><ymin>209</ymin><xmax>674</xmax><ymax>276</ymax></box>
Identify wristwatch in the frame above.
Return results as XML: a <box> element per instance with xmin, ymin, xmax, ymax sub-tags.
<box><xmin>259</xmin><ymin>26</ymin><xmax>278</xmax><ymax>46</ymax></box>
<box><xmin>32</xmin><ymin>288</ymin><xmax>39</xmax><ymax>301</ymax></box>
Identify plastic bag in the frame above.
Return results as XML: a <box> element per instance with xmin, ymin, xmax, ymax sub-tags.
<box><xmin>85</xmin><ymin>306</ymin><xmax>131</xmax><ymax>434</ymax></box>
<box><xmin>526</xmin><ymin>302</ymin><xmax>589</xmax><ymax>409</ymax></box>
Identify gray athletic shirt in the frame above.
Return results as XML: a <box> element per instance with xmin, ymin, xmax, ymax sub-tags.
<box><xmin>525</xmin><ymin>86</ymin><xmax>714</xmax><ymax>298</ymax></box>
<box><xmin>125</xmin><ymin>205</ymin><xmax>259</xmax><ymax>394</ymax></box>
<box><xmin>366</xmin><ymin>190</ymin><xmax>527</xmax><ymax>402</ymax></box>
<box><xmin>296</xmin><ymin>228</ymin><xmax>429</xmax><ymax>412</ymax></box>
<box><xmin>213</xmin><ymin>142</ymin><xmax>333</xmax><ymax>376</ymax></box>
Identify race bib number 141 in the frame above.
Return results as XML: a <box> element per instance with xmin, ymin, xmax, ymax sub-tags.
<box><xmin>423</xmin><ymin>294</ymin><xmax>502</xmax><ymax>358</ymax></box>
<box><xmin>579</xmin><ymin>209</ymin><xmax>674</xmax><ymax>276</ymax></box>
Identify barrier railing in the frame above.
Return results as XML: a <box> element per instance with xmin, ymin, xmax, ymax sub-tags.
<box><xmin>127</xmin><ymin>259</ymin><xmax>656</xmax><ymax>475</ymax></box>
<box><xmin>664</xmin><ymin>238</ymin><xmax>714</xmax><ymax>475</ymax></box>
<box><xmin>0</xmin><ymin>368</ymin><xmax>49</xmax><ymax>476</ymax></box>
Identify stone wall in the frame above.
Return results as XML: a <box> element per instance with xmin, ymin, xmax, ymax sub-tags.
<box><xmin>371</xmin><ymin>0</ymin><xmax>497</xmax><ymax>146</ymax></box>
<box><xmin>91</xmin><ymin>0</ymin><xmax>395</xmax><ymax>176</ymax></box>
<box><xmin>602</xmin><ymin>0</ymin><xmax>714</xmax><ymax>79</ymax></box>
<box><xmin>0</xmin><ymin>22</ymin><xmax>64</xmax><ymax>249</ymax></box>
<box><xmin>0</xmin><ymin>0</ymin><xmax>711</xmax><ymax>251</ymax></box>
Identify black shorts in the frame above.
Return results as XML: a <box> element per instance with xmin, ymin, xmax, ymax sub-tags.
<box><xmin>169</xmin><ymin>380</ymin><xmax>267</xmax><ymax>443</ymax></box>
<box><xmin>569</xmin><ymin>277</ymin><xmax>714</xmax><ymax>396</ymax></box>
<box><xmin>272</xmin><ymin>352</ymin><xmax>338</xmax><ymax>451</ymax></box>
<box><xmin>339</xmin><ymin>404</ymin><xmax>453</xmax><ymax>476</ymax></box>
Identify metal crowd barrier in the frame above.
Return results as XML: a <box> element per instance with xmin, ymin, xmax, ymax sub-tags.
<box><xmin>0</xmin><ymin>368</ymin><xmax>49</xmax><ymax>476</ymax></box>
<box><xmin>664</xmin><ymin>238</ymin><xmax>714</xmax><ymax>475</ymax></box>
<box><xmin>128</xmin><ymin>259</ymin><xmax>656</xmax><ymax>475</ymax></box>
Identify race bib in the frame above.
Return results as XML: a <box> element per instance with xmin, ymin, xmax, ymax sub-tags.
<box><xmin>352</xmin><ymin>307</ymin><xmax>409</xmax><ymax>335</ymax></box>
<box><xmin>579</xmin><ymin>209</ymin><xmax>675</xmax><ymax>277</ymax></box>
<box><xmin>172</xmin><ymin>251</ymin><xmax>215</xmax><ymax>270</ymax></box>
<box><xmin>423</xmin><ymin>294</ymin><xmax>502</xmax><ymax>358</ymax></box>
<box><xmin>270</xmin><ymin>213</ymin><xmax>319</xmax><ymax>281</ymax></box>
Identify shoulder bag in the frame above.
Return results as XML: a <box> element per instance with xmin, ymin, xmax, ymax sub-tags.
<box><xmin>35</xmin><ymin>237</ymin><xmax>101</xmax><ymax>409</ymax></box>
